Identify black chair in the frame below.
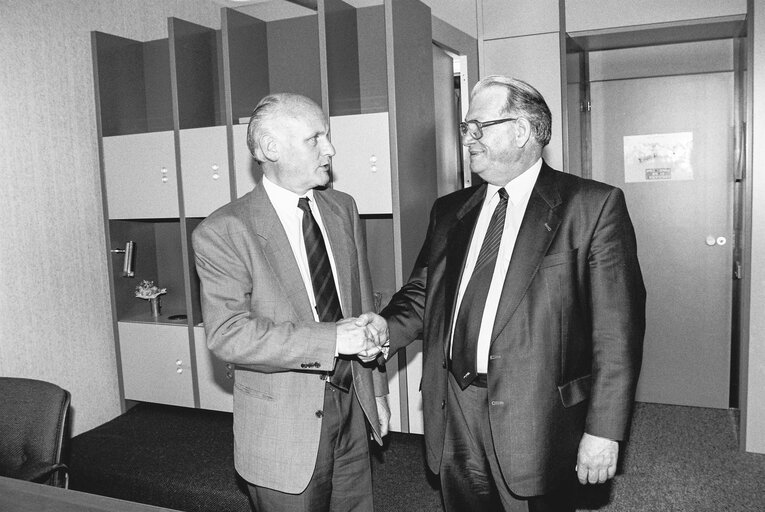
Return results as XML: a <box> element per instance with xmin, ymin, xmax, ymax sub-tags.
<box><xmin>0</xmin><ymin>377</ymin><xmax>71</xmax><ymax>487</ymax></box>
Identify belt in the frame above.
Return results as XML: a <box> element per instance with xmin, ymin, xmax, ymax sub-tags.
<box><xmin>472</xmin><ymin>373</ymin><xmax>488</xmax><ymax>388</ymax></box>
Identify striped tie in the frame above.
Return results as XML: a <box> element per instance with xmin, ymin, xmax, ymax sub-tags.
<box><xmin>298</xmin><ymin>197</ymin><xmax>352</xmax><ymax>391</ymax></box>
<box><xmin>451</xmin><ymin>188</ymin><xmax>508</xmax><ymax>389</ymax></box>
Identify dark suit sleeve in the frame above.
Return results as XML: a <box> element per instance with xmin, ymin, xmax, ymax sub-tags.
<box><xmin>585</xmin><ymin>187</ymin><xmax>646</xmax><ymax>441</ymax></box>
<box><xmin>380</xmin><ymin>203</ymin><xmax>436</xmax><ymax>356</ymax></box>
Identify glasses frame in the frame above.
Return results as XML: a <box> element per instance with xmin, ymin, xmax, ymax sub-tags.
<box><xmin>459</xmin><ymin>117</ymin><xmax>518</xmax><ymax>140</ymax></box>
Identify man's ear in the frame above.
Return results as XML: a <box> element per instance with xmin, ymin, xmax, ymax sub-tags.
<box><xmin>514</xmin><ymin>118</ymin><xmax>533</xmax><ymax>148</ymax></box>
<box><xmin>260</xmin><ymin>134</ymin><xmax>279</xmax><ymax>162</ymax></box>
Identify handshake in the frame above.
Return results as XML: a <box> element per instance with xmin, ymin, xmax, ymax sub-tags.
<box><xmin>336</xmin><ymin>312</ymin><xmax>389</xmax><ymax>363</ymax></box>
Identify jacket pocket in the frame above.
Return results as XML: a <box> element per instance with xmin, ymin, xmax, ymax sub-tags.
<box><xmin>558</xmin><ymin>374</ymin><xmax>591</xmax><ymax>408</ymax></box>
<box><xmin>539</xmin><ymin>248</ymin><xmax>577</xmax><ymax>269</ymax></box>
<box><xmin>234</xmin><ymin>382</ymin><xmax>275</xmax><ymax>401</ymax></box>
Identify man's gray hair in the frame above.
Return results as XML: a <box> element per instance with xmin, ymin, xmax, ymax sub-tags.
<box><xmin>471</xmin><ymin>75</ymin><xmax>552</xmax><ymax>147</ymax></box>
<box><xmin>246</xmin><ymin>93</ymin><xmax>318</xmax><ymax>162</ymax></box>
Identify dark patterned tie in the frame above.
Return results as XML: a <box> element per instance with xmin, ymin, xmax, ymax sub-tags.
<box><xmin>451</xmin><ymin>188</ymin><xmax>509</xmax><ymax>389</ymax></box>
<box><xmin>297</xmin><ymin>197</ymin><xmax>352</xmax><ymax>392</ymax></box>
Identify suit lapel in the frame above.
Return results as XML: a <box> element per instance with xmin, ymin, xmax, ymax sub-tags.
<box><xmin>442</xmin><ymin>185</ymin><xmax>487</xmax><ymax>358</ymax></box>
<box><xmin>490</xmin><ymin>164</ymin><xmax>562</xmax><ymax>342</ymax></box>
<box><xmin>313</xmin><ymin>191</ymin><xmax>354</xmax><ymax>316</ymax></box>
<box><xmin>248</xmin><ymin>183</ymin><xmax>314</xmax><ymax>321</ymax></box>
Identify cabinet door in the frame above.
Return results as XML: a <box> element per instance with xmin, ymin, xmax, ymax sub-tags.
<box><xmin>103</xmin><ymin>131</ymin><xmax>179</xmax><ymax>219</ymax></box>
<box><xmin>118</xmin><ymin>322</ymin><xmax>194</xmax><ymax>407</ymax></box>
<box><xmin>194</xmin><ymin>326</ymin><xmax>234</xmax><ymax>412</ymax></box>
<box><xmin>329</xmin><ymin>112</ymin><xmax>392</xmax><ymax>214</ymax></box>
<box><xmin>232</xmin><ymin>123</ymin><xmax>260</xmax><ymax>198</ymax></box>
<box><xmin>180</xmin><ymin>126</ymin><xmax>232</xmax><ymax>217</ymax></box>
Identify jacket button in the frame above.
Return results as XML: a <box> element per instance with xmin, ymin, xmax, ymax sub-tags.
<box><xmin>315</xmin><ymin>410</ymin><xmax>323</xmax><ymax>418</ymax></box>
<box><xmin>441</xmin><ymin>400</ymin><xmax>446</xmax><ymax>409</ymax></box>
<box><xmin>442</xmin><ymin>360</ymin><xmax>447</xmax><ymax>369</ymax></box>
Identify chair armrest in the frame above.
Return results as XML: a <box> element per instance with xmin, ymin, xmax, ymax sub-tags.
<box><xmin>15</xmin><ymin>461</ymin><xmax>69</xmax><ymax>486</ymax></box>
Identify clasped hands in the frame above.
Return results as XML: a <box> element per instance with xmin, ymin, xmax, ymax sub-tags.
<box><xmin>336</xmin><ymin>312</ymin><xmax>389</xmax><ymax>363</ymax></box>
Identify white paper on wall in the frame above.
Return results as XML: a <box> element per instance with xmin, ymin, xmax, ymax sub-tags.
<box><xmin>623</xmin><ymin>132</ymin><xmax>693</xmax><ymax>183</ymax></box>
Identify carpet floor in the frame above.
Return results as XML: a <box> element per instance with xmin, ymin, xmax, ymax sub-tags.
<box><xmin>69</xmin><ymin>402</ymin><xmax>765</xmax><ymax>511</ymax></box>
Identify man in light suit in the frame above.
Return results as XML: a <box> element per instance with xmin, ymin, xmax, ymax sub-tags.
<box><xmin>192</xmin><ymin>93</ymin><xmax>390</xmax><ymax>512</ymax></box>
<box><xmin>375</xmin><ymin>76</ymin><xmax>646</xmax><ymax>511</ymax></box>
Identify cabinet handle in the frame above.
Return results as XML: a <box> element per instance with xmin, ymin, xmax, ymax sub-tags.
<box><xmin>176</xmin><ymin>359</ymin><xmax>182</xmax><ymax>366</ymax></box>
<box><xmin>176</xmin><ymin>368</ymin><xmax>183</xmax><ymax>374</ymax></box>
<box><xmin>161</xmin><ymin>167</ymin><xmax>169</xmax><ymax>183</ymax></box>
<box><xmin>212</xmin><ymin>164</ymin><xmax>220</xmax><ymax>180</ymax></box>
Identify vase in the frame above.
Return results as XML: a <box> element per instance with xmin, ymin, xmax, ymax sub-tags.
<box><xmin>149</xmin><ymin>297</ymin><xmax>161</xmax><ymax>319</ymax></box>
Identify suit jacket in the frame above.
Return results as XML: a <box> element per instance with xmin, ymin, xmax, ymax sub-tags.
<box><xmin>382</xmin><ymin>162</ymin><xmax>646</xmax><ymax>496</ymax></box>
<box><xmin>192</xmin><ymin>182</ymin><xmax>387</xmax><ymax>494</ymax></box>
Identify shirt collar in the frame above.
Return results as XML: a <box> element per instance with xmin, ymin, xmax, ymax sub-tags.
<box><xmin>262</xmin><ymin>175</ymin><xmax>315</xmax><ymax>209</ymax></box>
<box><xmin>486</xmin><ymin>158</ymin><xmax>542</xmax><ymax>206</ymax></box>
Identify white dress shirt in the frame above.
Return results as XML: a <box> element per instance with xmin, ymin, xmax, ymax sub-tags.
<box><xmin>262</xmin><ymin>176</ymin><xmax>344</xmax><ymax>322</ymax></box>
<box><xmin>450</xmin><ymin>159</ymin><xmax>542</xmax><ymax>373</ymax></box>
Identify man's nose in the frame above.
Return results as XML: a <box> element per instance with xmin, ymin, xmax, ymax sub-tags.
<box><xmin>323</xmin><ymin>140</ymin><xmax>336</xmax><ymax>157</ymax></box>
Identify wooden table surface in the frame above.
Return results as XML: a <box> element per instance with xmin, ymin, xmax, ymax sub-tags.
<box><xmin>0</xmin><ymin>476</ymin><xmax>182</xmax><ymax>512</ymax></box>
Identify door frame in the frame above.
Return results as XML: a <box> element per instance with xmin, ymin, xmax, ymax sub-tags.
<box><xmin>564</xmin><ymin>15</ymin><xmax>749</xmax><ymax>411</ymax></box>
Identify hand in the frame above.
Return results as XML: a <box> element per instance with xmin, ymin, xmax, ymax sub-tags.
<box><xmin>576</xmin><ymin>432</ymin><xmax>619</xmax><ymax>484</ymax></box>
<box><xmin>355</xmin><ymin>312</ymin><xmax>389</xmax><ymax>362</ymax></box>
<box><xmin>336</xmin><ymin>317</ymin><xmax>381</xmax><ymax>357</ymax></box>
<box><xmin>355</xmin><ymin>312</ymin><xmax>389</xmax><ymax>345</ymax></box>
<box><xmin>376</xmin><ymin>395</ymin><xmax>391</xmax><ymax>437</ymax></box>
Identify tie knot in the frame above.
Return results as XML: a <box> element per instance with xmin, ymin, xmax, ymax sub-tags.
<box><xmin>498</xmin><ymin>188</ymin><xmax>508</xmax><ymax>201</ymax></box>
<box><xmin>297</xmin><ymin>197</ymin><xmax>311</xmax><ymax>213</ymax></box>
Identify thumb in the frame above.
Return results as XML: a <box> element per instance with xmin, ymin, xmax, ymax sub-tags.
<box><xmin>355</xmin><ymin>313</ymin><xmax>370</xmax><ymax>326</ymax></box>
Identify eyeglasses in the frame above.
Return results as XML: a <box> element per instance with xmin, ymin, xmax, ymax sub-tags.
<box><xmin>459</xmin><ymin>117</ymin><xmax>517</xmax><ymax>140</ymax></box>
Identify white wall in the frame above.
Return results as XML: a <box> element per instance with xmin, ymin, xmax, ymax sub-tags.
<box><xmin>0</xmin><ymin>0</ymin><xmax>220</xmax><ymax>436</ymax></box>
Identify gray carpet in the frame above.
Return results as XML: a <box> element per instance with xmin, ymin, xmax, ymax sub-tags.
<box><xmin>372</xmin><ymin>402</ymin><xmax>765</xmax><ymax>512</ymax></box>
<box><xmin>70</xmin><ymin>402</ymin><xmax>765</xmax><ymax>511</ymax></box>
<box><xmin>575</xmin><ymin>403</ymin><xmax>765</xmax><ymax>512</ymax></box>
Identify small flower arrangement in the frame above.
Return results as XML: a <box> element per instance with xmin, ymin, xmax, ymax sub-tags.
<box><xmin>135</xmin><ymin>280</ymin><xmax>167</xmax><ymax>300</ymax></box>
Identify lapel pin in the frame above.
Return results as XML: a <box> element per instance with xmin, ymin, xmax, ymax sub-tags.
<box><xmin>544</xmin><ymin>222</ymin><xmax>552</xmax><ymax>232</ymax></box>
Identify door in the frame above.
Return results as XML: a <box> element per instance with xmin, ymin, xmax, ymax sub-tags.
<box><xmin>590</xmin><ymin>72</ymin><xmax>734</xmax><ymax>408</ymax></box>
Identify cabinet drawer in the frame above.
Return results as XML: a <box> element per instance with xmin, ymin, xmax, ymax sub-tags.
<box><xmin>103</xmin><ymin>131</ymin><xmax>179</xmax><ymax>219</ymax></box>
<box><xmin>330</xmin><ymin>112</ymin><xmax>392</xmax><ymax>214</ymax></box>
<box><xmin>180</xmin><ymin>126</ymin><xmax>232</xmax><ymax>217</ymax></box>
<box><xmin>118</xmin><ymin>322</ymin><xmax>194</xmax><ymax>407</ymax></box>
<box><xmin>194</xmin><ymin>326</ymin><xmax>233</xmax><ymax>412</ymax></box>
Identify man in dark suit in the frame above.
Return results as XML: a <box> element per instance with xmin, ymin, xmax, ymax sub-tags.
<box><xmin>374</xmin><ymin>76</ymin><xmax>646</xmax><ymax>511</ymax></box>
<box><xmin>193</xmin><ymin>93</ymin><xmax>389</xmax><ymax>512</ymax></box>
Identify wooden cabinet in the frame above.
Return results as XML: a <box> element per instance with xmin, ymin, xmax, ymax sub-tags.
<box><xmin>323</xmin><ymin>0</ymin><xmax>439</xmax><ymax>434</ymax></box>
<box><xmin>118</xmin><ymin>322</ymin><xmax>194</xmax><ymax>407</ymax></box>
<box><xmin>93</xmin><ymin>1</ymin><xmax>449</xmax><ymax>431</ymax></box>
<box><xmin>232</xmin><ymin>123</ymin><xmax>259</xmax><ymax>198</ymax></box>
<box><xmin>194</xmin><ymin>326</ymin><xmax>234</xmax><ymax>412</ymax></box>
